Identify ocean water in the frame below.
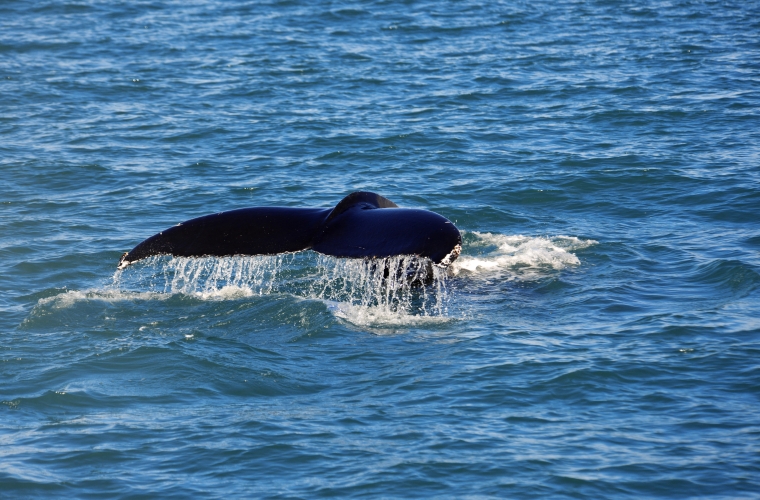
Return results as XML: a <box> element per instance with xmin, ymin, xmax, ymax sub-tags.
<box><xmin>2</xmin><ymin>0</ymin><xmax>759</xmax><ymax>497</ymax></box>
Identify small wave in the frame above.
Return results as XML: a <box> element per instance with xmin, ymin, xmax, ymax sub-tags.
<box><xmin>33</xmin><ymin>286</ymin><xmax>256</xmax><ymax>311</ymax></box>
<box><xmin>36</xmin><ymin>289</ymin><xmax>169</xmax><ymax>309</ymax></box>
<box><xmin>453</xmin><ymin>232</ymin><xmax>596</xmax><ymax>276</ymax></box>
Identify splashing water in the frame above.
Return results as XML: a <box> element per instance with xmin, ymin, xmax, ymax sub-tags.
<box><xmin>310</xmin><ymin>255</ymin><xmax>451</xmax><ymax>318</ymax></box>
<box><xmin>453</xmin><ymin>232</ymin><xmax>597</xmax><ymax>277</ymax></box>
<box><xmin>37</xmin><ymin>233</ymin><xmax>592</xmax><ymax>326</ymax></box>
<box><xmin>111</xmin><ymin>251</ymin><xmax>451</xmax><ymax>321</ymax></box>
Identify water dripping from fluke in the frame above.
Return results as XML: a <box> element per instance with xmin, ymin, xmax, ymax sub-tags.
<box><xmin>103</xmin><ymin>232</ymin><xmax>593</xmax><ymax>326</ymax></box>
<box><xmin>111</xmin><ymin>251</ymin><xmax>454</xmax><ymax>325</ymax></box>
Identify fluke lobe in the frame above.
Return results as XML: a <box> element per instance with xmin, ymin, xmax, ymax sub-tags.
<box><xmin>117</xmin><ymin>192</ymin><xmax>461</xmax><ymax>269</ymax></box>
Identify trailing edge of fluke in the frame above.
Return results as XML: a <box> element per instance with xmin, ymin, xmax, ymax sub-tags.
<box><xmin>117</xmin><ymin>192</ymin><xmax>462</xmax><ymax>269</ymax></box>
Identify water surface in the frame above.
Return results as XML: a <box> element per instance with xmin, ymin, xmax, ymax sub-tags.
<box><xmin>2</xmin><ymin>0</ymin><xmax>759</xmax><ymax>497</ymax></box>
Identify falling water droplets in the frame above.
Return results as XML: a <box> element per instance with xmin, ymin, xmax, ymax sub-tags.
<box><xmin>112</xmin><ymin>252</ymin><xmax>453</xmax><ymax>323</ymax></box>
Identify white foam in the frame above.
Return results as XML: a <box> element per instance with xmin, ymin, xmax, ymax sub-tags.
<box><xmin>453</xmin><ymin>232</ymin><xmax>596</xmax><ymax>276</ymax></box>
<box><xmin>36</xmin><ymin>289</ymin><xmax>169</xmax><ymax>309</ymax></box>
<box><xmin>193</xmin><ymin>285</ymin><xmax>256</xmax><ymax>300</ymax></box>
<box><xmin>324</xmin><ymin>301</ymin><xmax>451</xmax><ymax>328</ymax></box>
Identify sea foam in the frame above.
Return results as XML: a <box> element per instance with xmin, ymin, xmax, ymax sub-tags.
<box><xmin>453</xmin><ymin>232</ymin><xmax>596</xmax><ymax>277</ymax></box>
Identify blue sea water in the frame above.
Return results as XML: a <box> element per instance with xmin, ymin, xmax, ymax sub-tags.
<box><xmin>2</xmin><ymin>0</ymin><xmax>760</xmax><ymax>497</ymax></box>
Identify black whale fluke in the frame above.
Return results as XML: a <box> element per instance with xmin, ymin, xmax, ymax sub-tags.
<box><xmin>117</xmin><ymin>192</ymin><xmax>461</xmax><ymax>269</ymax></box>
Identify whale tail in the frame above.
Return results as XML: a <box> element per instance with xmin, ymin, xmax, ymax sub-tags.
<box><xmin>117</xmin><ymin>192</ymin><xmax>461</xmax><ymax>269</ymax></box>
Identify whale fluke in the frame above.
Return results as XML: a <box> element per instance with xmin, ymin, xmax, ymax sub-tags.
<box><xmin>118</xmin><ymin>192</ymin><xmax>461</xmax><ymax>269</ymax></box>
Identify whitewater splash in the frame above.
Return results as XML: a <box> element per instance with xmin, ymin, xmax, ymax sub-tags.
<box><xmin>453</xmin><ymin>232</ymin><xmax>597</xmax><ymax>277</ymax></box>
<box><xmin>109</xmin><ymin>252</ymin><xmax>451</xmax><ymax>322</ymax></box>
<box><xmin>33</xmin><ymin>233</ymin><xmax>595</xmax><ymax>326</ymax></box>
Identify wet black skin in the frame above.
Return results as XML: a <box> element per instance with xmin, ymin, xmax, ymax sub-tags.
<box><xmin>119</xmin><ymin>192</ymin><xmax>461</xmax><ymax>269</ymax></box>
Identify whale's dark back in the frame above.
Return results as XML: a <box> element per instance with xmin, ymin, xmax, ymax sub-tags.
<box><xmin>119</xmin><ymin>192</ymin><xmax>461</xmax><ymax>268</ymax></box>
